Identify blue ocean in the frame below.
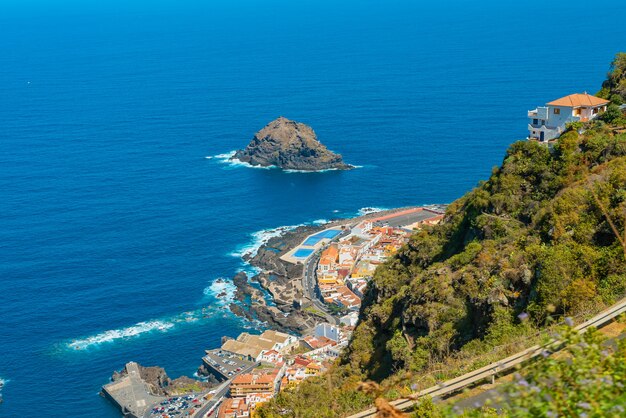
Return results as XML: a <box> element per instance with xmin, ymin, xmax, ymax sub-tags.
<box><xmin>1</xmin><ymin>0</ymin><xmax>625</xmax><ymax>416</ymax></box>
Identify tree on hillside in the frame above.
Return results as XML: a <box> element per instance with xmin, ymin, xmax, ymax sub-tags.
<box><xmin>598</xmin><ymin>52</ymin><xmax>626</xmax><ymax>104</ymax></box>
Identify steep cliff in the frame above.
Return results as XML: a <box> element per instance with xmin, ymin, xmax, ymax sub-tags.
<box><xmin>257</xmin><ymin>118</ymin><xmax>626</xmax><ymax>418</ymax></box>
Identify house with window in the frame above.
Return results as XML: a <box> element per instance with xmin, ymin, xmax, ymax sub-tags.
<box><xmin>528</xmin><ymin>93</ymin><xmax>609</xmax><ymax>142</ymax></box>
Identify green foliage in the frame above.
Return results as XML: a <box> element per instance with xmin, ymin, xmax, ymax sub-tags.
<box><xmin>600</xmin><ymin>52</ymin><xmax>626</xmax><ymax>103</ymax></box>
<box><xmin>600</xmin><ymin>103</ymin><xmax>626</xmax><ymax>125</ymax></box>
<box><xmin>498</xmin><ymin>327</ymin><xmax>626</xmax><ymax>417</ymax></box>
<box><xmin>255</xmin><ymin>371</ymin><xmax>373</xmax><ymax>418</ymax></box>
<box><xmin>258</xmin><ymin>56</ymin><xmax>626</xmax><ymax>417</ymax></box>
<box><xmin>565</xmin><ymin>121</ymin><xmax>584</xmax><ymax>132</ymax></box>
<box><xmin>417</xmin><ymin>326</ymin><xmax>626</xmax><ymax>417</ymax></box>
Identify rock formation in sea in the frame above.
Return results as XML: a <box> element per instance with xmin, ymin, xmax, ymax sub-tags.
<box><xmin>231</xmin><ymin>117</ymin><xmax>353</xmax><ymax>171</ymax></box>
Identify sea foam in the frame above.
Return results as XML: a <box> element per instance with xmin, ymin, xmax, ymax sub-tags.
<box><xmin>203</xmin><ymin>278</ymin><xmax>237</xmax><ymax>305</ymax></box>
<box><xmin>357</xmin><ymin>207</ymin><xmax>388</xmax><ymax>216</ymax></box>
<box><xmin>229</xmin><ymin>224</ymin><xmax>304</xmax><ymax>259</ymax></box>
<box><xmin>210</xmin><ymin>151</ymin><xmax>359</xmax><ymax>172</ymax></box>
<box><xmin>68</xmin><ymin>320</ymin><xmax>175</xmax><ymax>350</ymax></box>
<box><xmin>210</xmin><ymin>150</ymin><xmax>277</xmax><ymax>170</ymax></box>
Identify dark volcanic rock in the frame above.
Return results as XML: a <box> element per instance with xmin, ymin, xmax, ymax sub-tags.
<box><xmin>232</xmin><ymin>117</ymin><xmax>353</xmax><ymax>171</ymax></box>
<box><xmin>110</xmin><ymin>363</ymin><xmax>213</xmax><ymax>396</ymax></box>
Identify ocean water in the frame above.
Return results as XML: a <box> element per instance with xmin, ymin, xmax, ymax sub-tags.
<box><xmin>1</xmin><ymin>0</ymin><xmax>625</xmax><ymax>416</ymax></box>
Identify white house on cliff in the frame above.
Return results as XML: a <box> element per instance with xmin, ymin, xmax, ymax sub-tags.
<box><xmin>528</xmin><ymin>93</ymin><xmax>609</xmax><ymax>142</ymax></box>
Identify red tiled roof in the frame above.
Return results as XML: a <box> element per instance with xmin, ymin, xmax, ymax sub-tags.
<box><xmin>546</xmin><ymin>93</ymin><xmax>609</xmax><ymax>107</ymax></box>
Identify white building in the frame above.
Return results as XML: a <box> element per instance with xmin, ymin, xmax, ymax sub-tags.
<box><xmin>528</xmin><ymin>93</ymin><xmax>609</xmax><ymax>142</ymax></box>
<box><xmin>314</xmin><ymin>323</ymin><xmax>341</xmax><ymax>342</ymax></box>
<box><xmin>340</xmin><ymin>312</ymin><xmax>359</xmax><ymax>327</ymax></box>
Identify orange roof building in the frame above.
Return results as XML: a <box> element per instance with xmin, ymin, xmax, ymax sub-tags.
<box><xmin>546</xmin><ymin>93</ymin><xmax>609</xmax><ymax>107</ymax></box>
<box><xmin>218</xmin><ymin>398</ymin><xmax>250</xmax><ymax>418</ymax></box>
<box><xmin>528</xmin><ymin>92</ymin><xmax>609</xmax><ymax>142</ymax></box>
<box><xmin>230</xmin><ymin>368</ymin><xmax>282</xmax><ymax>397</ymax></box>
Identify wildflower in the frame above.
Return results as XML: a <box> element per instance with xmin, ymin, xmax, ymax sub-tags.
<box><xmin>517</xmin><ymin>379</ymin><xmax>529</xmax><ymax>387</ymax></box>
<box><xmin>546</xmin><ymin>411</ymin><xmax>557</xmax><ymax>418</ymax></box>
<box><xmin>518</xmin><ymin>312</ymin><xmax>529</xmax><ymax>321</ymax></box>
<box><xmin>565</xmin><ymin>317</ymin><xmax>574</xmax><ymax>327</ymax></box>
<box><xmin>600</xmin><ymin>376</ymin><xmax>613</xmax><ymax>385</ymax></box>
<box><xmin>410</xmin><ymin>383</ymin><xmax>418</xmax><ymax>391</ymax></box>
<box><xmin>577</xmin><ymin>402</ymin><xmax>592</xmax><ymax>410</ymax></box>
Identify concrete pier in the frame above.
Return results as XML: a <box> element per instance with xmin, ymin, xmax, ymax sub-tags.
<box><xmin>102</xmin><ymin>362</ymin><xmax>165</xmax><ymax>418</ymax></box>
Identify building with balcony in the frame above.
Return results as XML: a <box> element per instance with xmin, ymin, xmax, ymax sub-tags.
<box><xmin>230</xmin><ymin>368</ymin><xmax>283</xmax><ymax>398</ymax></box>
<box><xmin>528</xmin><ymin>93</ymin><xmax>609</xmax><ymax>142</ymax></box>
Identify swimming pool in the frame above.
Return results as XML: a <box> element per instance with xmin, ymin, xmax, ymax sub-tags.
<box><xmin>294</xmin><ymin>248</ymin><xmax>314</xmax><ymax>258</ymax></box>
<box><xmin>302</xmin><ymin>229</ymin><xmax>341</xmax><ymax>246</ymax></box>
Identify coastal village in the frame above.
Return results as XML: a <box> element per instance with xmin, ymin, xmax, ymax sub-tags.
<box><xmin>101</xmin><ymin>90</ymin><xmax>626</xmax><ymax>418</ymax></box>
<box><xmin>99</xmin><ymin>82</ymin><xmax>626</xmax><ymax>418</ymax></box>
<box><xmin>315</xmin><ymin>209</ymin><xmax>443</xmax><ymax>313</ymax></box>
<box><xmin>103</xmin><ymin>206</ymin><xmax>445</xmax><ymax>418</ymax></box>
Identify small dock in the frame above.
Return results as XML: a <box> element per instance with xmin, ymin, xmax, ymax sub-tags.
<box><xmin>102</xmin><ymin>362</ymin><xmax>165</xmax><ymax>418</ymax></box>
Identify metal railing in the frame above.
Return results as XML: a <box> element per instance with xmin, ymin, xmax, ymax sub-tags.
<box><xmin>348</xmin><ymin>297</ymin><xmax>626</xmax><ymax>417</ymax></box>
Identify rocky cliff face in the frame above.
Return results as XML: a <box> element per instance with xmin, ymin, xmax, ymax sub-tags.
<box><xmin>232</xmin><ymin>117</ymin><xmax>353</xmax><ymax>171</ymax></box>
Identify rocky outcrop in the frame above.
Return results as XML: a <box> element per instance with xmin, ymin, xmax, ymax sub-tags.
<box><xmin>232</xmin><ymin>117</ymin><xmax>353</xmax><ymax>171</ymax></box>
<box><xmin>110</xmin><ymin>363</ymin><xmax>214</xmax><ymax>396</ymax></box>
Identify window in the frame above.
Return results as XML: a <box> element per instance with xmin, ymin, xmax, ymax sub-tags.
<box><xmin>553</xmin><ymin>108</ymin><xmax>560</xmax><ymax>115</ymax></box>
<box><xmin>593</xmin><ymin>108</ymin><xmax>599</xmax><ymax>114</ymax></box>
<box><xmin>533</xmin><ymin>119</ymin><xmax>538</xmax><ymax>125</ymax></box>
<box><xmin>574</xmin><ymin>108</ymin><xmax>581</xmax><ymax>116</ymax></box>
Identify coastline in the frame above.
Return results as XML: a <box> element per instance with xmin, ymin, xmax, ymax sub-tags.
<box><xmin>226</xmin><ymin>205</ymin><xmax>447</xmax><ymax>335</ymax></box>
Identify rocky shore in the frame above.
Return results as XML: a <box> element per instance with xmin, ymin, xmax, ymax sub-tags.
<box><xmin>231</xmin><ymin>117</ymin><xmax>353</xmax><ymax>171</ymax></box>
<box><xmin>107</xmin><ymin>363</ymin><xmax>215</xmax><ymax>397</ymax></box>
<box><xmin>227</xmin><ymin>206</ymin><xmax>439</xmax><ymax>334</ymax></box>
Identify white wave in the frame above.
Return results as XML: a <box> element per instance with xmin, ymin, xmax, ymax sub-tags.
<box><xmin>193</xmin><ymin>372</ymin><xmax>209</xmax><ymax>381</ymax></box>
<box><xmin>210</xmin><ymin>151</ymin><xmax>358</xmax><ymax>172</ymax></box>
<box><xmin>357</xmin><ymin>207</ymin><xmax>388</xmax><ymax>216</ymax></box>
<box><xmin>68</xmin><ymin>320</ymin><xmax>175</xmax><ymax>350</ymax></box>
<box><xmin>209</xmin><ymin>150</ymin><xmax>277</xmax><ymax>170</ymax></box>
<box><xmin>213</xmin><ymin>151</ymin><xmax>236</xmax><ymax>160</ymax></box>
<box><xmin>230</xmin><ymin>223</ymin><xmax>304</xmax><ymax>259</ymax></box>
<box><xmin>312</xmin><ymin>219</ymin><xmax>328</xmax><ymax>225</ymax></box>
<box><xmin>203</xmin><ymin>278</ymin><xmax>237</xmax><ymax>305</ymax></box>
<box><xmin>229</xmin><ymin>158</ymin><xmax>277</xmax><ymax>170</ymax></box>
<box><xmin>238</xmin><ymin>264</ymin><xmax>262</xmax><ymax>278</ymax></box>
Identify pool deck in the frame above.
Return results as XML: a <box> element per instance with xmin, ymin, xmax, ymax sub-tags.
<box><xmin>280</xmin><ymin>227</ymin><xmax>343</xmax><ymax>264</ymax></box>
<box><xmin>280</xmin><ymin>206</ymin><xmax>446</xmax><ymax>265</ymax></box>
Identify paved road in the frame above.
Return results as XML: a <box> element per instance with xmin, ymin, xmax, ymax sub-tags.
<box><xmin>301</xmin><ymin>228</ymin><xmax>352</xmax><ymax>325</ymax></box>
<box><xmin>303</xmin><ymin>253</ymin><xmax>338</xmax><ymax>325</ymax></box>
<box><xmin>349</xmin><ymin>296</ymin><xmax>626</xmax><ymax>417</ymax></box>
<box><xmin>191</xmin><ymin>362</ymin><xmax>258</xmax><ymax>418</ymax></box>
<box><xmin>452</xmin><ymin>326</ymin><xmax>626</xmax><ymax>411</ymax></box>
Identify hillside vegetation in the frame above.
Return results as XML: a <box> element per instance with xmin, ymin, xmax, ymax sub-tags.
<box><xmin>257</xmin><ymin>54</ymin><xmax>626</xmax><ymax>418</ymax></box>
